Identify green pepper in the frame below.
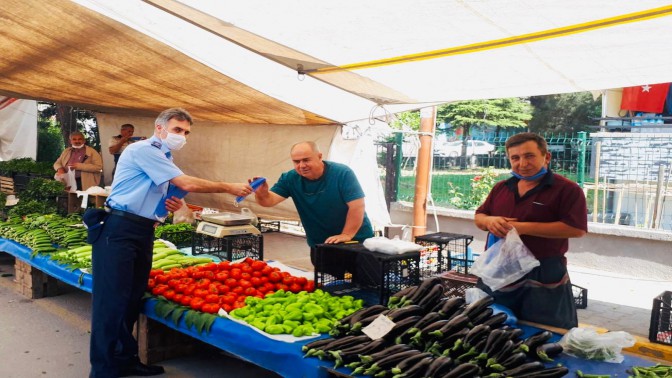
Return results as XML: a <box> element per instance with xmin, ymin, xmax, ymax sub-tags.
<box><xmin>315</xmin><ymin>323</ymin><xmax>331</xmax><ymax>333</ymax></box>
<box><xmin>251</xmin><ymin>320</ymin><xmax>266</xmax><ymax>331</ymax></box>
<box><xmin>230</xmin><ymin>307</ymin><xmax>249</xmax><ymax>319</ymax></box>
<box><xmin>283</xmin><ymin>320</ymin><xmax>300</xmax><ymax>329</ymax></box>
<box><xmin>286</xmin><ymin>302</ymin><xmax>303</xmax><ymax>312</ymax></box>
<box><xmin>303</xmin><ymin>303</ymin><xmax>325</xmax><ymax>317</ymax></box>
<box><xmin>292</xmin><ymin>325</ymin><xmax>306</xmax><ymax>337</ymax></box>
<box><xmin>303</xmin><ymin>311</ymin><xmax>316</xmax><ymax>322</ymax></box>
<box><xmin>266</xmin><ymin>324</ymin><xmax>285</xmax><ymax>334</ymax></box>
<box><xmin>284</xmin><ymin>310</ymin><xmax>303</xmax><ymax>322</ymax></box>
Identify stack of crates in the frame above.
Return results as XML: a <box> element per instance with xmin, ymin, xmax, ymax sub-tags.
<box><xmin>192</xmin><ymin>232</ymin><xmax>263</xmax><ymax>262</ymax></box>
<box><xmin>313</xmin><ymin>243</ymin><xmax>421</xmax><ymax>306</ymax></box>
<box><xmin>413</xmin><ymin>232</ymin><xmax>475</xmax><ymax>277</ymax></box>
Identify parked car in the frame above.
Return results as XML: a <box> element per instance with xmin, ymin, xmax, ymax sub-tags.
<box><xmin>434</xmin><ymin>140</ymin><xmax>495</xmax><ymax>157</ymax></box>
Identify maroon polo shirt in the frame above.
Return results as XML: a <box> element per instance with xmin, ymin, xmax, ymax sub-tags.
<box><xmin>476</xmin><ymin>171</ymin><xmax>588</xmax><ymax>261</ymax></box>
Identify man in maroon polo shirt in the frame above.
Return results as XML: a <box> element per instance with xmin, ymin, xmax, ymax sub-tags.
<box><xmin>474</xmin><ymin>132</ymin><xmax>587</xmax><ymax>329</ymax></box>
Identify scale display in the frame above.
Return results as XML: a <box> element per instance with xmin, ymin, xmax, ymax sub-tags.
<box><xmin>196</xmin><ymin>221</ymin><xmax>260</xmax><ymax>238</ymax></box>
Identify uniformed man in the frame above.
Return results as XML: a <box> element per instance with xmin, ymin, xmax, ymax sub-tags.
<box><xmin>88</xmin><ymin>108</ymin><xmax>253</xmax><ymax>377</ymax></box>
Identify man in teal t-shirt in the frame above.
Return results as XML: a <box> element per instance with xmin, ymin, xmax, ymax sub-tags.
<box><xmin>253</xmin><ymin>141</ymin><xmax>374</xmax><ymax>277</ymax></box>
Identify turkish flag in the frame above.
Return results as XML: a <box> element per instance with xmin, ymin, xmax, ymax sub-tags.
<box><xmin>620</xmin><ymin>83</ymin><xmax>671</xmax><ymax>113</ymax></box>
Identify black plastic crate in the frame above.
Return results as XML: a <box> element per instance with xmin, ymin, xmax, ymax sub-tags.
<box><xmin>314</xmin><ymin>243</ymin><xmax>421</xmax><ymax>306</ymax></box>
<box><xmin>649</xmin><ymin>291</ymin><xmax>672</xmax><ymax>346</ymax></box>
<box><xmin>573</xmin><ymin>284</ymin><xmax>588</xmax><ymax>309</ymax></box>
<box><xmin>414</xmin><ymin>232</ymin><xmax>474</xmax><ymax>277</ymax></box>
<box><xmin>192</xmin><ymin>233</ymin><xmax>263</xmax><ymax>262</ymax></box>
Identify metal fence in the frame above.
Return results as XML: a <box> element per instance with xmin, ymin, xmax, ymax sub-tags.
<box><xmin>375</xmin><ymin>131</ymin><xmax>672</xmax><ymax>232</ymax></box>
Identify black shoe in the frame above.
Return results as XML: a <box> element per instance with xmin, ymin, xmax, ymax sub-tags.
<box><xmin>118</xmin><ymin>361</ymin><xmax>165</xmax><ymax>377</ymax></box>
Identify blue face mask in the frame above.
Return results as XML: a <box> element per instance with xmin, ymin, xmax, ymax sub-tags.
<box><xmin>511</xmin><ymin>167</ymin><xmax>548</xmax><ymax>181</ymax></box>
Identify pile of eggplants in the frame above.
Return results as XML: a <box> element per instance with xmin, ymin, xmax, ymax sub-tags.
<box><xmin>302</xmin><ymin>276</ymin><xmax>570</xmax><ymax>377</ymax></box>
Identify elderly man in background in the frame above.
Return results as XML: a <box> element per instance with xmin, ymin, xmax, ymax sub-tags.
<box><xmin>54</xmin><ymin>131</ymin><xmax>103</xmax><ymax>191</ymax></box>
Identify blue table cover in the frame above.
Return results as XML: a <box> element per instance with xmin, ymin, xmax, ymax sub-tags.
<box><xmin>0</xmin><ymin>237</ymin><xmax>93</xmax><ymax>292</ymax></box>
<box><xmin>1</xmin><ymin>237</ymin><xmax>662</xmax><ymax>378</ymax></box>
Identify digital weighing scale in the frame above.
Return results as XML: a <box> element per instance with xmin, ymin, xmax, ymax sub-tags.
<box><xmin>196</xmin><ymin>212</ymin><xmax>261</xmax><ymax>237</ymax></box>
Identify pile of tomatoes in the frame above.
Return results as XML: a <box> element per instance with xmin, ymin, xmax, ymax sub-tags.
<box><xmin>147</xmin><ymin>257</ymin><xmax>315</xmax><ymax>314</ymax></box>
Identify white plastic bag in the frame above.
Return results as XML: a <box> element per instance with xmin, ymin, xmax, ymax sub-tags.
<box><xmin>173</xmin><ymin>199</ymin><xmax>195</xmax><ymax>224</ymax></box>
<box><xmin>363</xmin><ymin>236</ymin><xmax>424</xmax><ymax>255</ymax></box>
<box><xmin>470</xmin><ymin>228</ymin><xmax>540</xmax><ymax>291</ymax></box>
<box><xmin>54</xmin><ymin>167</ymin><xmax>77</xmax><ymax>193</ymax></box>
<box><xmin>559</xmin><ymin>327</ymin><xmax>635</xmax><ymax>363</ymax></box>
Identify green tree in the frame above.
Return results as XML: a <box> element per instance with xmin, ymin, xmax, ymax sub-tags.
<box><xmin>437</xmin><ymin>98</ymin><xmax>532</xmax><ymax>167</ymax></box>
<box><xmin>528</xmin><ymin>92</ymin><xmax>601</xmax><ymax>133</ymax></box>
<box><xmin>36</xmin><ymin>117</ymin><xmax>64</xmax><ymax>163</ymax></box>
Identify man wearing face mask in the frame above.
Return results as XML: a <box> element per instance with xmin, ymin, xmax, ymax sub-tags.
<box><xmin>88</xmin><ymin>108</ymin><xmax>253</xmax><ymax>378</ymax></box>
<box><xmin>54</xmin><ymin>131</ymin><xmax>103</xmax><ymax>191</ymax></box>
<box><xmin>474</xmin><ymin>132</ymin><xmax>587</xmax><ymax>329</ymax></box>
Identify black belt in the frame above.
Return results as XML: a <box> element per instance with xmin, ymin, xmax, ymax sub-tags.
<box><xmin>106</xmin><ymin>209</ymin><xmax>157</xmax><ymax>227</ymax></box>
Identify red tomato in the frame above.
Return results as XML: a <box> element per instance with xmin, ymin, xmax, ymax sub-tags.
<box><xmin>275</xmin><ymin>283</ymin><xmax>289</xmax><ymax>292</ymax></box>
<box><xmin>192</xmin><ymin>271</ymin><xmax>205</xmax><ymax>279</ymax></box>
<box><xmin>155</xmin><ymin>274</ymin><xmax>169</xmax><ymax>284</ymax></box>
<box><xmin>240</xmin><ymin>272</ymin><xmax>252</xmax><ymax>280</ymax></box>
<box><xmin>215</xmin><ymin>272</ymin><xmax>229</xmax><ymax>282</ymax></box>
<box><xmin>303</xmin><ymin>281</ymin><xmax>315</xmax><ymax>292</ymax></box>
<box><xmin>202</xmin><ymin>271</ymin><xmax>215</xmax><ymax>280</ymax></box>
<box><xmin>217</xmin><ymin>261</ymin><xmax>231</xmax><ymax>271</ymax></box>
<box><xmin>183</xmin><ymin>284</ymin><xmax>195</xmax><ymax>296</ymax></box>
<box><xmin>236</xmin><ymin>295</ymin><xmax>247</xmax><ymax>303</ymax></box>
<box><xmin>216</xmin><ymin>284</ymin><xmax>230</xmax><ymax>294</ymax></box>
<box><xmin>173</xmin><ymin>293</ymin><xmax>184</xmax><ymax>303</ymax></box>
<box><xmin>175</xmin><ymin>284</ymin><xmax>187</xmax><ymax>293</ymax></box>
<box><xmin>257</xmin><ymin>286</ymin><xmax>268</xmax><ymax>294</ymax></box>
<box><xmin>152</xmin><ymin>284</ymin><xmax>169</xmax><ymax>296</ymax></box>
<box><xmin>241</xmin><ymin>264</ymin><xmax>253</xmax><ymax>274</ymax></box>
<box><xmin>261</xmin><ymin>266</ymin><xmax>273</xmax><ymax>275</ymax></box>
<box><xmin>243</xmin><ymin>257</ymin><xmax>255</xmax><ymax>265</ymax></box>
<box><xmin>193</xmin><ymin>288</ymin><xmax>209</xmax><ymax>298</ymax></box>
<box><xmin>224</xmin><ymin>278</ymin><xmax>238</xmax><ymax>288</ymax></box>
<box><xmin>180</xmin><ymin>295</ymin><xmax>193</xmax><ymax>306</ymax></box>
<box><xmin>205</xmin><ymin>294</ymin><xmax>220</xmax><ymax>304</ymax></box>
<box><xmin>250</xmin><ymin>277</ymin><xmax>262</xmax><ymax>287</ymax></box>
<box><xmin>163</xmin><ymin>289</ymin><xmax>176</xmax><ymax>300</ymax></box>
<box><xmin>238</xmin><ymin>279</ymin><xmax>252</xmax><ymax>289</ymax></box>
<box><xmin>232</xmin><ymin>286</ymin><xmax>244</xmax><ymax>295</ymax></box>
<box><xmin>220</xmin><ymin>295</ymin><xmax>235</xmax><ymax>305</ymax></box>
<box><xmin>281</xmin><ymin>272</ymin><xmax>291</xmax><ymax>278</ymax></box>
<box><xmin>251</xmin><ymin>271</ymin><xmax>262</xmax><ymax>278</ymax></box>
<box><xmin>149</xmin><ymin>269</ymin><xmax>163</xmax><ymax>279</ymax></box>
<box><xmin>195</xmin><ymin>278</ymin><xmax>211</xmax><ymax>289</ymax></box>
<box><xmin>208</xmin><ymin>284</ymin><xmax>219</xmax><ymax>294</ymax></box>
<box><xmin>263</xmin><ymin>282</ymin><xmax>275</xmax><ymax>291</ymax></box>
<box><xmin>202</xmin><ymin>262</ymin><xmax>218</xmax><ymax>271</ymax></box>
<box><xmin>268</xmin><ymin>272</ymin><xmax>281</xmax><ymax>283</ymax></box>
<box><xmin>179</xmin><ymin>277</ymin><xmax>194</xmax><ymax>285</ymax></box>
<box><xmin>288</xmin><ymin>283</ymin><xmax>302</xmax><ymax>293</ymax></box>
<box><xmin>260</xmin><ymin>276</ymin><xmax>269</xmax><ymax>284</ymax></box>
<box><xmin>230</xmin><ymin>268</ymin><xmax>242</xmax><ymax>280</ymax></box>
<box><xmin>222</xmin><ymin>304</ymin><xmax>233</xmax><ymax>313</ymax></box>
<box><xmin>282</xmin><ymin>276</ymin><xmax>295</xmax><ymax>286</ymax></box>
<box><xmin>295</xmin><ymin>276</ymin><xmax>308</xmax><ymax>286</ymax></box>
<box><xmin>243</xmin><ymin>287</ymin><xmax>257</xmax><ymax>296</ymax></box>
<box><xmin>190</xmin><ymin>297</ymin><xmax>205</xmax><ymax>311</ymax></box>
<box><xmin>147</xmin><ymin>278</ymin><xmax>156</xmax><ymax>290</ymax></box>
<box><xmin>251</xmin><ymin>260</ymin><xmax>267</xmax><ymax>271</ymax></box>
<box><xmin>167</xmin><ymin>279</ymin><xmax>180</xmax><ymax>289</ymax></box>
<box><xmin>201</xmin><ymin>303</ymin><xmax>220</xmax><ymax>314</ymax></box>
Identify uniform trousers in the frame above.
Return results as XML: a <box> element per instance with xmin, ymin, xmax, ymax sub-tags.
<box><xmin>89</xmin><ymin>213</ymin><xmax>155</xmax><ymax>377</ymax></box>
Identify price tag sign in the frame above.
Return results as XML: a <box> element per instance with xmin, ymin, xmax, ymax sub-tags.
<box><xmin>362</xmin><ymin>314</ymin><xmax>395</xmax><ymax>340</ymax></box>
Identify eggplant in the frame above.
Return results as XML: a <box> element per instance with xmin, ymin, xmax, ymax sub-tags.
<box><xmin>519</xmin><ymin>330</ymin><xmax>553</xmax><ymax>355</ymax></box>
<box><xmin>535</xmin><ymin>342</ymin><xmax>563</xmax><ymax>362</ymax></box>
<box><xmin>433</xmin><ymin>296</ymin><xmax>466</xmax><ymax>317</ymax></box>
<box><xmin>423</xmin><ymin>355</ymin><xmax>453</xmax><ymax>378</ymax></box>
<box><xmin>480</xmin><ymin>312</ymin><xmax>509</xmax><ymax>328</ymax></box>
<box><xmin>427</xmin><ymin>314</ymin><xmax>471</xmax><ymax>340</ymax></box>
<box><xmin>470</xmin><ymin>306</ymin><xmax>494</xmax><ymax>326</ymax></box>
<box><xmin>388</xmin><ymin>305</ymin><xmax>425</xmax><ymax>322</ymax></box>
<box><xmin>407</xmin><ymin>277</ymin><xmax>443</xmax><ymax>304</ymax></box>
<box><xmin>521</xmin><ymin>366</ymin><xmax>570</xmax><ymax>378</ymax></box>
<box><xmin>390</xmin><ymin>352</ymin><xmax>432</xmax><ymax>375</ymax></box>
<box><xmin>330</xmin><ymin>338</ymin><xmax>388</xmax><ymax>368</ymax></box>
<box><xmin>385</xmin><ymin>315</ymin><xmax>422</xmax><ymax>342</ymax></box>
<box><xmin>396</xmin><ymin>312</ymin><xmax>442</xmax><ymax>344</ymax></box>
<box><xmin>462</xmin><ymin>324</ymin><xmax>491</xmax><ymax>349</ymax></box>
<box><xmin>302</xmin><ymin>337</ymin><xmax>334</xmax><ymax>353</ymax></box>
<box><xmin>360</xmin><ymin>343</ymin><xmax>412</xmax><ymax>364</ymax></box>
<box><xmin>499</xmin><ymin>351</ymin><xmax>527</xmax><ymax>370</ymax></box>
<box><xmin>462</xmin><ymin>295</ymin><xmax>495</xmax><ymax>320</ymax></box>
<box><xmin>396</xmin><ymin>356</ymin><xmax>433</xmax><ymax>378</ymax></box>
<box><xmin>416</xmin><ymin>282</ymin><xmax>445</xmax><ymax>310</ymax></box>
<box><xmin>343</xmin><ymin>304</ymin><xmax>388</xmax><ymax>327</ymax></box>
<box><xmin>500</xmin><ymin>361</ymin><xmax>545</xmax><ymax>377</ymax></box>
<box><xmin>440</xmin><ymin>362</ymin><xmax>481</xmax><ymax>378</ymax></box>
<box><xmin>362</xmin><ymin>349</ymin><xmax>424</xmax><ymax>376</ymax></box>
<box><xmin>314</xmin><ymin>335</ymin><xmax>370</xmax><ymax>353</ymax></box>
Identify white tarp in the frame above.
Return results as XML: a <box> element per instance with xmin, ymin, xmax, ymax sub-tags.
<box><xmin>0</xmin><ymin>97</ymin><xmax>37</xmax><ymax>161</ymax></box>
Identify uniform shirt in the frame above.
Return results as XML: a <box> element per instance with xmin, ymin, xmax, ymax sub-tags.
<box><xmin>476</xmin><ymin>171</ymin><xmax>587</xmax><ymax>261</ymax></box>
<box><xmin>106</xmin><ymin>136</ymin><xmax>183</xmax><ymax>220</ymax></box>
<box><xmin>271</xmin><ymin>161</ymin><xmax>374</xmax><ymax>247</ymax></box>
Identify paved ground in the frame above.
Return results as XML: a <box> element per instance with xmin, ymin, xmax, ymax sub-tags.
<box><xmin>0</xmin><ymin>231</ymin><xmax>669</xmax><ymax>377</ymax></box>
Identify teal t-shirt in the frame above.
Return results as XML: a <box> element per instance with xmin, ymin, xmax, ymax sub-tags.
<box><xmin>270</xmin><ymin>161</ymin><xmax>374</xmax><ymax>247</ymax></box>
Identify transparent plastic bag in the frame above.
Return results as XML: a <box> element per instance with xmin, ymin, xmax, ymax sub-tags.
<box><xmin>470</xmin><ymin>228</ymin><xmax>540</xmax><ymax>291</ymax></box>
<box><xmin>559</xmin><ymin>327</ymin><xmax>635</xmax><ymax>363</ymax></box>
<box><xmin>54</xmin><ymin>167</ymin><xmax>77</xmax><ymax>193</ymax></box>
